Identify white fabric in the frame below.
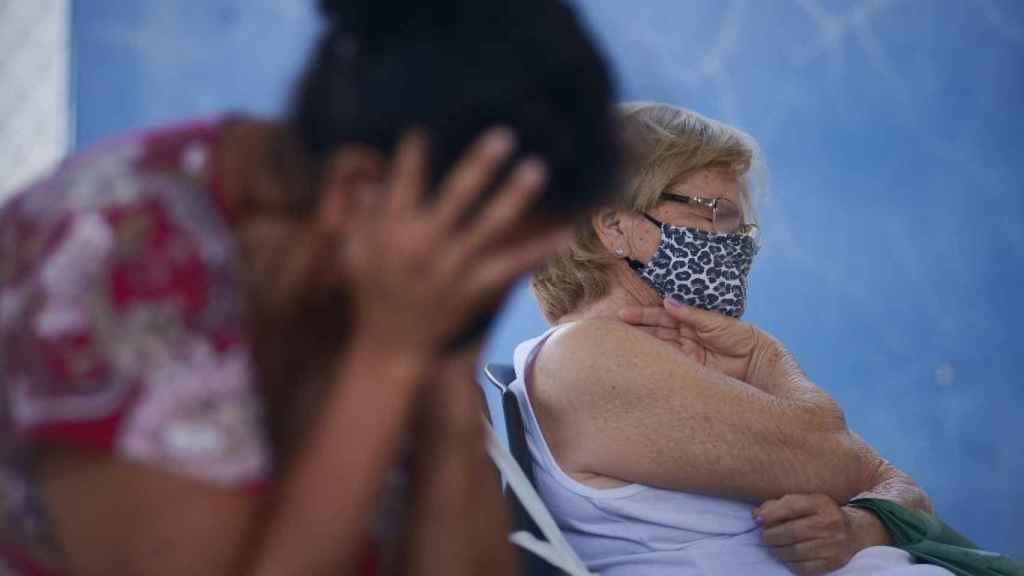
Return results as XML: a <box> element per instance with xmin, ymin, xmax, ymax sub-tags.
<box><xmin>485</xmin><ymin>422</ymin><xmax>595</xmax><ymax>576</ymax></box>
<box><xmin>508</xmin><ymin>327</ymin><xmax>952</xmax><ymax>575</ymax></box>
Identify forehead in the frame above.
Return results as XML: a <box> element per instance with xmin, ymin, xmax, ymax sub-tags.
<box><xmin>666</xmin><ymin>167</ymin><xmax>742</xmax><ymax>203</ymax></box>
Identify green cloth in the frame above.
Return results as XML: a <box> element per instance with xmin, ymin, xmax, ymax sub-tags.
<box><xmin>848</xmin><ymin>498</ymin><xmax>1024</xmax><ymax>576</ymax></box>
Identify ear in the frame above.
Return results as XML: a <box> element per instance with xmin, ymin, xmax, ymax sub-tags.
<box><xmin>591</xmin><ymin>207</ymin><xmax>631</xmax><ymax>256</ymax></box>
<box><xmin>317</xmin><ymin>144</ymin><xmax>387</xmax><ymax>228</ymax></box>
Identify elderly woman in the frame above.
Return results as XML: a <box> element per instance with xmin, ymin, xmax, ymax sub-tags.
<box><xmin>518</xmin><ymin>102</ymin><xmax>951</xmax><ymax>575</ymax></box>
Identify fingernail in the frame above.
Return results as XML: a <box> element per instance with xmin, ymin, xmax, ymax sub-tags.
<box><xmin>665</xmin><ymin>296</ymin><xmax>683</xmax><ymax>307</ymax></box>
<box><xmin>485</xmin><ymin>127</ymin><xmax>517</xmax><ymax>155</ymax></box>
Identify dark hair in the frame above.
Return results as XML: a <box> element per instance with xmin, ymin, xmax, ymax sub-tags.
<box><xmin>290</xmin><ymin>0</ymin><xmax>617</xmax><ymax>217</ymax></box>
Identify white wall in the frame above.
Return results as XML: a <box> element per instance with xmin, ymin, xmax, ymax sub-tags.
<box><xmin>0</xmin><ymin>0</ymin><xmax>69</xmax><ymax>203</ymax></box>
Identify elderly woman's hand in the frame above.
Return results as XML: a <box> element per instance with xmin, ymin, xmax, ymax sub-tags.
<box><xmin>754</xmin><ymin>494</ymin><xmax>891</xmax><ymax>576</ymax></box>
<box><xmin>618</xmin><ymin>297</ymin><xmax>780</xmax><ymax>386</ymax></box>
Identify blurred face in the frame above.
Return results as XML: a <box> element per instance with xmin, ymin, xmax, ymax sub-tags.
<box><xmin>622</xmin><ymin>167</ymin><xmax>744</xmax><ymax>264</ymax></box>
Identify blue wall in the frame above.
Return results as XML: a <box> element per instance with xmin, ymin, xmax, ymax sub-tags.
<box><xmin>74</xmin><ymin>0</ymin><xmax>1023</xmax><ymax>557</ymax></box>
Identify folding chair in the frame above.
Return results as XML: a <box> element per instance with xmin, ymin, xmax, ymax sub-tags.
<box><xmin>481</xmin><ymin>363</ymin><xmax>594</xmax><ymax>576</ymax></box>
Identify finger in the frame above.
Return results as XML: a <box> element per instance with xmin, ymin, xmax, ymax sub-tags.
<box><xmin>771</xmin><ymin>540</ymin><xmax>825</xmax><ymax>564</ymax></box>
<box><xmin>640</xmin><ymin>326</ymin><xmax>697</xmax><ymax>347</ymax></box>
<box><xmin>657</xmin><ymin>321</ymin><xmax>699</xmax><ymax>341</ymax></box>
<box><xmin>453</xmin><ymin>157</ymin><xmax>547</xmax><ymax>260</ymax></box>
<box><xmin>761</xmin><ymin>515</ymin><xmax>826</xmax><ymax>547</ymax></box>
<box><xmin>350</xmin><ymin>181</ymin><xmax>385</xmax><ymax>223</ymax></box>
<box><xmin>619</xmin><ymin>309</ymin><xmax>699</xmax><ymax>342</ymax></box>
<box><xmin>618</xmin><ymin>306</ymin><xmax>679</xmax><ymax>329</ymax></box>
<box><xmin>786</xmin><ymin>559</ymin><xmax>832</xmax><ymax>576</ymax></box>
<box><xmin>677</xmin><ymin>337</ymin><xmax>707</xmax><ymax>363</ymax></box>
<box><xmin>387</xmin><ymin>129</ymin><xmax>430</xmax><ymax>213</ymax></box>
<box><xmin>316</xmin><ymin>180</ymin><xmax>347</xmax><ymax>230</ymax></box>
<box><xmin>432</xmin><ymin>127</ymin><xmax>517</xmax><ymax>228</ymax></box>
<box><xmin>756</xmin><ymin>494</ymin><xmax>828</xmax><ymax>527</ymax></box>
<box><xmin>465</xmin><ymin>226</ymin><xmax>573</xmax><ymax>300</ymax></box>
<box><xmin>343</xmin><ymin>183</ymin><xmax>383</xmax><ymax>260</ymax></box>
<box><xmin>655</xmin><ymin>327</ymin><xmax>683</xmax><ymax>342</ymax></box>
<box><xmin>632</xmin><ymin>326</ymin><xmax>659</xmax><ymax>338</ymax></box>
<box><xmin>663</xmin><ymin>296</ymin><xmax>744</xmax><ymax>332</ymax></box>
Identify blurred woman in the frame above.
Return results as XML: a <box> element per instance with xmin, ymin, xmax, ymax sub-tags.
<box><xmin>519</xmin><ymin>103</ymin><xmax>949</xmax><ymax>575</ymax></box>
<box><xmin>0</xmin><ymin>1</ymin><xmax>617</xmax><ymax>574</ymax></box>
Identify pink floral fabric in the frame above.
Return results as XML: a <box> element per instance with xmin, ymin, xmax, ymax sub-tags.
<box><xmin>0</xmin><ymin>120</ymin><xmax>270</xmax><ymax>575</ymax></box>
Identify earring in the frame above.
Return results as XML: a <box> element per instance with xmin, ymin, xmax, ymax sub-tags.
<box><xmin>615</xmin><ymin>247</ymin><xmax>626</xmax><ymax>257</ymax></box>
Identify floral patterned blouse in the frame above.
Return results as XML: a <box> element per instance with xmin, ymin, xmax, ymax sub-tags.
<box><xmin>0</xmin><ymin>119</ymin><xmax>271</xmax><ymax>575</ymax></box>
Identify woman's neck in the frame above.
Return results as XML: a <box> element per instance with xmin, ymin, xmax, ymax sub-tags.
<box><xmin>557</xmin><ymin>265</ymin><xmax>661</xmax><ymax>325</ymax></box>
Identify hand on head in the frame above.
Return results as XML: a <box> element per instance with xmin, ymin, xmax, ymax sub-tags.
<box><xmin>336</xmin><ymin>127</ymin><xmax>571</xmax><ymax>356</ymax></box>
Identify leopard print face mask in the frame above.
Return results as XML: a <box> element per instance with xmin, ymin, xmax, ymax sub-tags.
<box><xmin>627</xmin><ymin>213</ymin><xmax>758</xmax><ymax>318</ymax></box>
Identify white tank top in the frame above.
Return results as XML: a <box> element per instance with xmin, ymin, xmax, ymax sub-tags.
<box><xmin>510</xmin><ymin>325</ymin><xmax>951</xmax><ymax>576</ymax></box>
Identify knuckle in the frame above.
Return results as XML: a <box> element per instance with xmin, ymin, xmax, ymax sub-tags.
<box><xmin>761</xmin><ymin>529</ymin><xmax>781</xmax><ymax>546</ymax></box>
<box><xmin>824</xmin><ymin>557</ymin><xmax>845</xmax><ymax>571</ymax></box>
<box><xmin>826</xmin><ymin>507</ymin><xmax>843</xmax><ymax>523</ymax></box>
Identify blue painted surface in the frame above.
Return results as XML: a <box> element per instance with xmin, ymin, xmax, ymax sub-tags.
<box><xmin>72</xmin><ymin>0</ymin><xmax>318</xmax><ymax>148</ymax></box>
<box><xmin>73</xmin><ymin>0</ymin><xmax>1023</xmax><ymax>557</ymax></box>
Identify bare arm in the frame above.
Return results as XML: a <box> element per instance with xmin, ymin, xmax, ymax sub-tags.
<box><xmin>850</xmin><ymin>450</ymin><xmax>932</xmax><ymax>514</ymax></box>
<box><xmin>398</xmin><ymin>349</ymin><xmax>516</xmax><ymax>576</ymax></box>
<box><xmin>617</xmin><ymin>301</ymin><xmax>934</xmax><ymax>574</ymax></box>
<box><xmin>617</xmin><ymin>301</ymin><xmax>934</xmax><ymax>510</ymax></box>
<box><xmin>830</xmin><ymin>446</ymin><xmax>934</xmax><ymax>553</ymax></box>
<box><xmin>531</xmin><ymin>318</ymin><xmax>875</xmax><ymax>503</ymax></box>
<box><xmin>41</xmin><ymin>337</ymin><xmax>516</xmax><ymax>576</ymax></box>
<box><xmin>243</xmin><ymin>341</ymin><xmax>429</xmax><ymax>575</ymax></box>
<box><xmin>750</xmin><ymin>341</ymin><xmax>934</xmax><ymax>513</ymax></box>
<box><xmin>740</xmin><ymin>333</ymin><xmax>935</xmax><ymax>513</ymax></box>
<box><xmin>838</xmin><ymin>458</ymin><xmax>934</xmax><ymax>556</ymax></box>
<box><xmin>39</xmin><ymin>339</ymin><xmax>428</xmax><ymax>576</ymax></box>
<box><xmin>753</xmin><ymin>451</ymin><xmax>933</xmax><ymax>574</ymax></box>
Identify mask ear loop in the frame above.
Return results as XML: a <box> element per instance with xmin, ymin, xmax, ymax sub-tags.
<box><xmin>625</xmin><ymin>212</ymin><xmax>666</xmax><ymax>270</ymax></box>
<box><xmin>642</xmin><ymin>213</ymin><xmax>664</xmax><ymax>227</ymax></box>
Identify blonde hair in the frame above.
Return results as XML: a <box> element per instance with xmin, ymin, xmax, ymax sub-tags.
<box><xmin>530</xmin><ymin>102</ymin><xmax>762</xmax><ymax>322</ymax></box>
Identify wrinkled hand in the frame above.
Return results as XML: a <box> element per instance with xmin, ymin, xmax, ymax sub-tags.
<box><xmin>341</xmin><ymin>128</ymin><xmax>568</xmax><ymax>355</ymax></box>
<box><xmin>619</xmin><ymin>297</ymin><xmax>779</xmax><ymax>385</ymax></box>
<box><xmin>755</xmin><ymin>494</ymin><xmax>874</xmax><ymax>575</ymax></box>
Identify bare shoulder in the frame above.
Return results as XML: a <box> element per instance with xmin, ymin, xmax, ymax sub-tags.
<box><xmin>531</xmin><ymin>318</ymin><xmax>676</xmax><ymax>411</ymax></box>
<box><xmin>539</xmin><ymin>318</ymin><xmax>653</xmax><ymax>370</ymax></box>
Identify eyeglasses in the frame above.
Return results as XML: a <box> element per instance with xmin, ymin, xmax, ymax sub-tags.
<box><xmin>660</xmin><ymin>192</ymin><xmax>759</xmax><ymax>240</ymax></box>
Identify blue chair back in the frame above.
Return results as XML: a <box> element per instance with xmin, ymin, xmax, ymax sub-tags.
<box><xmin>483</xmin><ymin>362</ymin><xmax>563</xmax><ymax>576</ymax></box>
